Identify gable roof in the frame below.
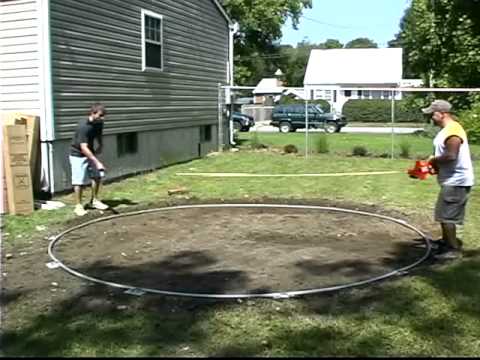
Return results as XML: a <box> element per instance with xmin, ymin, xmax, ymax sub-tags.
<box><xmin>304</xmin><ymin>48</ymin><xmax>403</xmax><ymax>86</ymax></box>
<box><xmin>253</xmin><ymin>78</ymin><xmax>284</xmax><ymax>94</ymax></box>
<box><xmin>212</xmin><ymin>0</ymin><xmax>233</xmax><ymax>25</ymax></box>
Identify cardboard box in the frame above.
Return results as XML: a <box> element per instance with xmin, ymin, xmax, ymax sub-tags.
<box><xmin>1</xmin><ymin>112</ymin><xmax>41</xmax><ymax>193</ymax></box>
<box><xmin>3</xmin><ymin>125</ymin><xmax>34</xmax><ymax>215</ymax></box>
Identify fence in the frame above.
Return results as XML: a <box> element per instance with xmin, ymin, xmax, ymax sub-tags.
<box><xmin>219</xmin><ymin>85</ymin><xmax>480</xmax><ymax>160</ymax></box>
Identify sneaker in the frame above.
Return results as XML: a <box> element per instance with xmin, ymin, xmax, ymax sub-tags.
<box><xmin>74</xmin><ymin>204</ymin><xmax>88</xmax><ymax>217</ymax></box>
<box><xmin>434</xmin><ymin>249</ymin><xmax>463</xmax><ymax>260</ymax></box>
<box><xmin>91</xmin><ymin>199</ymin><xmax>109</xmax><ymax>210</ymax></box>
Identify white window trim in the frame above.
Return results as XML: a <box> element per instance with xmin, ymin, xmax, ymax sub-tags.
<box><xmin>141</xmin><ymin>9</ymin><xmax>164</xmax><ymax>72</ymax></box>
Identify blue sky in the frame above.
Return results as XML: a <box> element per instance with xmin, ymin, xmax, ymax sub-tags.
<box><xmin>281</xmin><ymin>0</ymin><xmax>412</xmax><ymax>47</ymax></box>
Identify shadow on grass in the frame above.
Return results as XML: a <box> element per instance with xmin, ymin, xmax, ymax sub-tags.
<box><xmin>1</xmin><ymin>250</ymin><xmax>248</xmax><ymax>357</ymax></box>
<box><xmin>3</xmin><ymin>241</ymin><xmax>480</xmax><ymax>356</ymax></box>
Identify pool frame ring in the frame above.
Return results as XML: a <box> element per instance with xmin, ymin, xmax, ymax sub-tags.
<box><xmin>48</xmin><ymin>204</ymin><xmax>432</xmax><ymax>300</ymax></box>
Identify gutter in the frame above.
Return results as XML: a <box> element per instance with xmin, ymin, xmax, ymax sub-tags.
<box><xmin>39</xmin><ymin>0</ymin><xmax>55</xmax><ymax>194</ymax></box>
<box><xmin>228</xmin><ymin>22</ymin><xmax>239</xmax><ymax>146</ymax></box>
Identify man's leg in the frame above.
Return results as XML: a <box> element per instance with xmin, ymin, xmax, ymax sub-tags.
<box><xmin>74</xmin><ymin>185</ymin><xmax>83</xmax><ymax>206</ymax></box>
<box><xmin>441</xmin><ymin>223</ymin><xmax>462</xmax><ymax>250</ymax></box>
<box><xmin>70</xmin><ymin>156</ymin><xmax>89</xmax><ymax>216</ymax></box>
<box><xmin>90</xmin><ymin>178</ymin><xmax>109</xmax><ymax>210</ymax></box>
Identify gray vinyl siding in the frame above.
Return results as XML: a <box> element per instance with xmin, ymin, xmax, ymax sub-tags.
<box><xmin>0</xmin><ymin>0</ymin><xmax>41</xmax><ymax>114</ymax></box>
<box><xmin>49</xmin><ymin>0</ymin><xmax>230</xmax><ymax>139</ymax></box>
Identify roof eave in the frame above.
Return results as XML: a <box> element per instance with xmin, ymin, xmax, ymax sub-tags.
<box><xmin>212</xmin><ymin>0</ymin><xmax>233</xmax><ymax>25</ymax></box>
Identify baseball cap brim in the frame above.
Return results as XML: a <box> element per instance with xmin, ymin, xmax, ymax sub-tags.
<box><xmin>422</xmin><ymin>106</ymin><xmax>434</xmax><ymax>114</ymax></box>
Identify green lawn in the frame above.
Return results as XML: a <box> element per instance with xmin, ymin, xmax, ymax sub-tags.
<box><xmin>2</xmin><ymin>133</ymin><xmax>480</xmax><ymax>357</ymax></box>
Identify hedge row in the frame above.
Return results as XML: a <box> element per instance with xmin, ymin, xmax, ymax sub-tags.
<box><xmin>343</xmin><ymin>100</ymin><xmax>424</xmax><ymax>123</ymax></box>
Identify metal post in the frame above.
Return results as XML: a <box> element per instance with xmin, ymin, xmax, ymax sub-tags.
<box><xmin>391</xmin><ymin>90</ymin><xmax>395</xmax><ymax>160</ymax></box>
<box><xmin>217</xmin><ymin>83</ymin><xmax>224</xmax><ymax>152</ymax></box>
<box><xmin>305</xmin><ymin>99</ymin><xmax>309</xmax><ymax>159</ymax></box>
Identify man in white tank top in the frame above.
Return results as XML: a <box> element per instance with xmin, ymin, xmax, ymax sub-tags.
<box><xmin>423</xmin><ymin>100</ymin><xmax>475</xmax><ymax>260</ymax></box>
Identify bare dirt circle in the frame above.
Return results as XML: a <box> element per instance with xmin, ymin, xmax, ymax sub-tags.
<box><xmin>51</xmin><ymin>205</ymin><xmax>428</xmax><ymax>296</ymax></box>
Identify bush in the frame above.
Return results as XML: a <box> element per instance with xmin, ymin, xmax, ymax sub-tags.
<box><xmin>459</xmin><ymin>101</ymin><xmax>480</xmax><ymax>145</ymax></box>
<box><xmin>283</xmin><ymin>144</ymin><xmax>298</xmax><ymax>154</ymax></box>
<box><xmin>314</xmin><ymin>134</ymin><xmax>329</xmax><ymax>154</ymax></box>
<box><xmin>250</xmin><ymin>132</ymin><xmax>267</xmax><ymax>149</ymax></box>
<box><xmin>412</xmin><ymin>123</ymin><xmax>440</xmax><ymax>139</ymax></box>
<box><xmin>399</xmin><ymin>140</ymin><xmax>412</xmax><ymax>159</ymax></box>
<box><xmin>352</xmin><ymin>146</ymin><xmax>368</xmax><ymax>157</ymax></box>
<box><xmin>343</xmin><ymin>99</ymin><xmax>425</xmax><ymax>123</ymax></box>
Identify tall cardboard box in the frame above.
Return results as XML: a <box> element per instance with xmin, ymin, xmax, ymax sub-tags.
<box><xmin>1</xmin><ymin>113</ymin><xmax>41</xmax><ymax>192</ymax></box>
<box><xmin>3</xmin><ymin>125</ymin><xmax>34</xmax><ymax>215</ymax></box>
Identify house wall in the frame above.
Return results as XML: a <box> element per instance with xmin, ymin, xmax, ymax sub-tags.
<box><xmin>48</xmin><ymin>0</ymin><xmax>230</xmax><ymax>192</ymax></box>
<box><xmin>0</xmin><ymin>0</ymin><xmax>41</xmax><ymax>115</ymax></box>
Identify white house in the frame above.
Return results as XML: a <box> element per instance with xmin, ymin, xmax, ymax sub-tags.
<box><xmin>304</xmin><ymin>48</ymin><xmax>406</xmax><ymax>112</ymax></box>
<box><xmin>252</xmin><ymin>78</ymin><xmax>284</xmax><ymax>105</ymax></box>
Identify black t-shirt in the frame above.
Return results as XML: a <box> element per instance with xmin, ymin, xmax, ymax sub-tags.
<box><xmin>70</xmin><ymin>119</ymin><xmax>103</xmax><ymax>157</ymax></box>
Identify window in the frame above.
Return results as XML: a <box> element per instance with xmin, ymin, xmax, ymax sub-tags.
<box><xmin>142</xmin><ymin>10</ymin><xmax>163</xmax><ymax>71</ymax></box>
<box><xmin>357</xmin><ymin>90</ymin><xmax>363</xmax><ymax>99</ymax></box>
<box><xmin>117</xmin><ymin>133</ymin><xmax>138</xmax><ymax>157</ymax></box>
<box><xmin>344</xmin><ymin>90</ymin><xmax>352</xmax><ymax>97</ymax></box>
<box><xmin>200</xmin><ymin>125</ymin><xmax>212</xmax><ymax>143</ymax></box>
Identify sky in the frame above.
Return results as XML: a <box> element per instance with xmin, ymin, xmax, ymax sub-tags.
<box><xmin>281</xmin><ymin>0</ymin><xmax>412</xmax><ymax>48</ymax></box>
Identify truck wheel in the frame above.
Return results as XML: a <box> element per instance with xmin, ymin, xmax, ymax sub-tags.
<box><xmin>325</xmin><ymin>122</ymin><xmax>339</xmax><ymax>134</ymax></box>
<box><xmin>279</xmin><ymin>122</ymin><xmax>292</xmax><ymax>133</ymax></box>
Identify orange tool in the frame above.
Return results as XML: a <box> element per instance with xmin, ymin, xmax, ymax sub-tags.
<box><xmin>407</xmin><ymin>160</ymin><xmax>437</xmax><ymax>180</ymax></box>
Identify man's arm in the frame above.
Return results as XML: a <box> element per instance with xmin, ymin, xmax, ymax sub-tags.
<box><xmin>80</xmin><ymin>143</ymin><xmax>105</xmax><ymax>170</ymax></box>
<box><xmin>430</xmin><ymin>136</ymin><xmax>462</xmax><ymax>166</ymax></box>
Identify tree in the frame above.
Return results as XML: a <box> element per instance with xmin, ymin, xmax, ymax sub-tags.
<box><xmin>391</xmin><ymin>0</ymin><xmax>480</xmax><ymax>89</ymax></box>
<box><xmin>322</xmin><ymin>39</ymin><xmax>343</xmax><ymax>49</ymax></box>
<box><xmin>221</xmin><ymin>0</ymin><xmax>312</xmax><ymax>85</ymax></box>
<box><xmin>344</xmin><ymin>37</ymin><xmax>378</xmax><ymax>49</ymax></box>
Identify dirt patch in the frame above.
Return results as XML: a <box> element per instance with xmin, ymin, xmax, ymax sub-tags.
<box><xmin>1</xmin><ymin>198</ymin><xmax>440</xmax><ymax>336</ymax></box>
<box><xmin>52</xmin><ymin>205</ymin><xmax>428</xmax><ymax>295</ymax></box>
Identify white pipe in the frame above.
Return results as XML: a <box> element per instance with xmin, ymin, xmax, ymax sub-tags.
<box><xmin>228</xmin><ymin>23</ymin><xmax>239</xmax><ymax>146</ymax></box>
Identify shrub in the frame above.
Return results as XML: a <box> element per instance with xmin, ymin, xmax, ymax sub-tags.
<box><xmin>314</xmin><ymin>134</ymin><xmax>329</xmax><ymax>154</ymax></box>
<box><xmin>343</xmin><ymin>99</ymin><xmax>424</xmax><ymax>123</ymax></box>
<box><xmin>399</xmin><ymin>140</ymin><xmax>412</xmax><ymax>159</ymax></box>
<box><xmin>412</xmin><ymin>124</ymin><xmax>440</xmax><ymax>139</ymax></box>
<box><xmin>250</xmin><ymin>132</ymin><xmax>267</xmax><ymax>149</ymax></box>
<box><xmin>459</xmin><ymin>101</ymin><xmax>480</xmax><ymax>144</ymax></box>
<box><xmin>352</xmin><ymin>146</ymin><xmax>368</xmax><ymax>157</ymax></box>
<box><xmin>283</xmin><ymin>144</ymin><xmax>298</xmax><ymax>154</ymax></box>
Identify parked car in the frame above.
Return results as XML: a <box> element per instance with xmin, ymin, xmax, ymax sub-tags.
<box><xmin>232</xmin><ymin>112</ymin><xmax>255</xmax><ymax>132</ymax></box>
<box><xmin>270</xmin><ymin>104</ymin><xmax>347</xmax><ymax>133</ymax></box>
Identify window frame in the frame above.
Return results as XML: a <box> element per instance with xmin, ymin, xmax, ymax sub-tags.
<box><xmin>141</xmin><ymin>9</ymin><xmax>164</xmax><ymax>72</ymax></box>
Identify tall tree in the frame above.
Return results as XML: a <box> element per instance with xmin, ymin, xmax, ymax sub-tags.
<box><xmin>391</xmin><ymin>0</ymin><xmax>480</xmax><ymax>88</ymax></box>
<box><xmin>344</xmin><ymin>37</ymin><xmax>378</xmax><ymax>49</ymax></box>
<box><xmin>221</xmin><ymin>0</ymin><xmax>312</xmax><ymax>85</ymax></box>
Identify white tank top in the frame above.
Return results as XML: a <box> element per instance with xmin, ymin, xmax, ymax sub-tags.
<box><xmin>433</xmin><ymin>120</ymin><xmax>474</xmax><ymax>187</ymax></box>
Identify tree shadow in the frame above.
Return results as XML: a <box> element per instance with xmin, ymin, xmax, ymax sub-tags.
<box><xmin>1</xmin><ymin>250</ymin><xmax>248</xmax><ymax>357</ymax></box>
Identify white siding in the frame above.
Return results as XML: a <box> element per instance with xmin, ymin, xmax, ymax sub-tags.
<box><xmin>0</xmin><ymin>0</ymin><xmax>41</xmax><ymax>114</ymax></box>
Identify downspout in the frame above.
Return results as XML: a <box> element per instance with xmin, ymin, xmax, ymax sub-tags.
<box><xmin>228</xmin><ymin>22</ymin><xmax>239</xmax><ymax>146</ymax></box>
<box><xmin>39</xmin><ymin>0</ymin><xmax>55</xmax><ymax>194</ymax></box>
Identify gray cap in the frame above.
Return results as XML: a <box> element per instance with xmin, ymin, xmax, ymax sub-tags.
<box><xmin>422</xmin><ymin>100</ymin><xmax>453</xmax><ymax>114</ymax></box>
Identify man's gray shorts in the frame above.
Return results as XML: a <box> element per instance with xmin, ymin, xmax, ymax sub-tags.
<box><xmin>435</xmin><ymin>185</ymin><xmax>471</xmax><ymax>225</ymax></box>
<box><xmin>69</xmin><ymin>155</ymin><xmax>101</xmax><ymax>186</ymax></box>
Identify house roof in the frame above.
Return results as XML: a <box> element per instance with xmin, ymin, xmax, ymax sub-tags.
<box><xmin>253</xmin><ymin>78</ymin><xmax>284</xmax><ymax>94</ymax></box>
<box><xmin>212</xmin><ymin>0</ymin><xmax>233</xmax><ymax>25</ymax></box>
<box><xmin>304</xmin><ymin>48</ymin><xmax>403</xmax><ymax>86</ymax></box>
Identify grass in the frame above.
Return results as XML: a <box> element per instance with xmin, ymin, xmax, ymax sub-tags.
<box><xmin>2</xmin><ymin>133</ymin><xmax>480</xmax><ymax>357</ymax></box>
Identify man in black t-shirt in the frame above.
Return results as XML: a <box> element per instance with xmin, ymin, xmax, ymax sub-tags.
<box><xmin>69</xmin><ymin>103</ymin><xmax>109</xmax><ymax>216</ymax></box>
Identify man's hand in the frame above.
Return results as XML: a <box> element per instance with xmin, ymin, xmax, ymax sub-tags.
<box><xmin>95</xmin><ymin>160</ymin><xmax>105</xmax><ymax>171</ymax></box>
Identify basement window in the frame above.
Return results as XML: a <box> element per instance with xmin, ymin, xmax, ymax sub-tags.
<box><xmin>117</xmin><ymin>133</ymin><xmax>138</xmax><ymax>157</ymax></box>
<box><xmin>200</xmin><ymin>125</ymin><xmax>212</xmax><ymax>143</ymax></box>
<box><xmin>142</xmin><ymin>9</ymin><xmax>164</xmax><ymax>71</ymax></box>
